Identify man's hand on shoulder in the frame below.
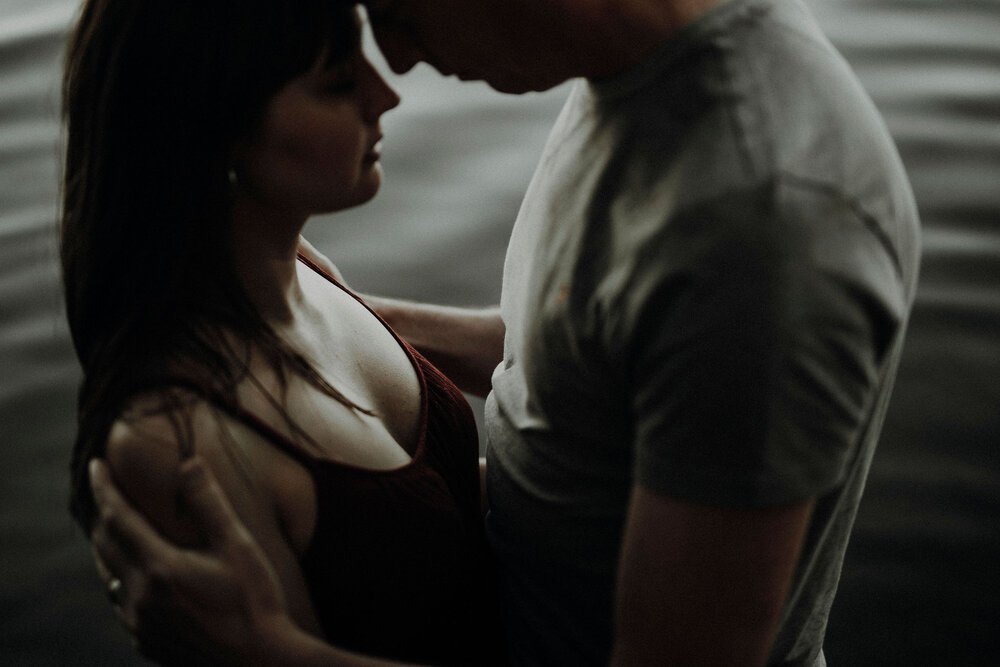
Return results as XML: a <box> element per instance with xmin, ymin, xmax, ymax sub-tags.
<box><xmin>90</xmin><ymin>456</ymin><xmax>301</xmax><ymax>665</ymax></box>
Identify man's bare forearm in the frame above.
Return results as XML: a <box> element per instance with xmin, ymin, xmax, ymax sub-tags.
<box><xmin>363</xmin><ymin>296</ymin><xmax>504</xmax><ymax>398</ymax></box>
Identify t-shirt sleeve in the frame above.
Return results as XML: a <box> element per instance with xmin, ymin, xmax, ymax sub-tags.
<box><xmin>614</xmin><ymin>182</ymin><xmax>906</xmax><ymax>508</ymax></box>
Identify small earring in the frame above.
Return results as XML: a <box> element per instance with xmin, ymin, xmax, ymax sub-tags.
<box><xmin>227</xmin><ymin>168</ymin><xmax>238</xmax><ymax>187</ymax></box>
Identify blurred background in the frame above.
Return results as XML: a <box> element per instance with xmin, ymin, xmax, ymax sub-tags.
<box><xmin>1</xmin><ymin>0</ymin><xmax>997</xmax><ymax>664</ymax></box>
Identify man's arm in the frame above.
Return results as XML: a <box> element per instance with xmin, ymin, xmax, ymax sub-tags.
<box><xmin>610</xmin><ymin>485</ymin><xmax>813</xmax><ymax>667</ymax></box>
<box><xmin>90</xmin><ymin>458</ymin><xmax>424</xmax><ymax>667</ymax></box>
<box><xmin>363</xmin><ymin>296</ymin><xmax>503</xmax><ymax>398</ymax></box>
<box><xmin>298</xmin><ymin>236</ymin><xmax>504</xmax><ymax>398</ymax></box>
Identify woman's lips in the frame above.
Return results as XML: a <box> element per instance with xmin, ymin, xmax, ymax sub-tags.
<box><xmin>364</xmin><ymin>138</ymin><xmax>383</xmax><ymax>163</ymax></box>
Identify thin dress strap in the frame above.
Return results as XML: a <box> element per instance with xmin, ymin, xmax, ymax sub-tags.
<box><xmin>146</xmin><ymin>377</ymin><xmax>321</xmax><ymax>469</ymax></box>
<box><xmin>148</xmin><ymin>254</ymin><xmax>430</xmax><ymax>471</ymax></box>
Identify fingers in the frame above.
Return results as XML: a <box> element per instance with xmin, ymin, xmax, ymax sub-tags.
<box><xmin>89</xmin><ymin>459</ymin><xmax>175</xmax><ymax>566</ymax></box>
<box><xmin>92</xmin><ymin>540</ymin><xmax>113</xmax><ymax>585</ymax></box>
<box><xmin>90</xmin><ymin>457</ymin><xmax>188</xmax><ymax>636</ymax></box>
<box><xmin>92</xmin><ymin>455</ymin><xmax>245</xmax><ymax>593</ymax></box>
<box><xmin>90</xmin><ymin>541</ymin><xmax>130</xmax><ymax>630</ymax></box>
<box><xmin>89</xmin><ymin>459</ymin><xmax>238</xmax><ymax>663</ymax></box>
<box><xmin>176</xmin><ymin>458</ymin><xmax>288</xmax><ymax>617</ymax></box>
<box><xmin>176</xmin><ymin>457</ymin><xmax>244</xmax><ymax>551</ymax></box>
<box><xmin>91</xmin><ymin>458</ymin><xmax>227</xmax><ymax>589</ymax></box>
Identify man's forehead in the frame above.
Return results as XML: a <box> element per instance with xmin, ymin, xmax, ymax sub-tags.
<box><xmin>362</xmin><ymin>0</ymin><xmax>405</xmax><ymax>20</ymax></box>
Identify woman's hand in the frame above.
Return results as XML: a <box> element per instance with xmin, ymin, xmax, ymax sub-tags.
<box><xmin>89</xmin><ymin>457</ymin><xmax>296</xmax><ymax>666</ymax></box>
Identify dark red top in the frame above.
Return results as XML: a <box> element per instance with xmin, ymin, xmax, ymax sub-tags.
<box><xmin>216</xmin><ymin>257</ymin><xmax>504</xmax><ymax>665</ymax></box>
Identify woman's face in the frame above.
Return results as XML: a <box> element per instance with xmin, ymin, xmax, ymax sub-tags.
<box><xmin>238</xmin><ymin>35</ymin><xmax>400</xmax><ymax>217</ymax></box>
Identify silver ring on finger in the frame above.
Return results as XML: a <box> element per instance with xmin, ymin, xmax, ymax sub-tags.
<box><xmin>106</xmin><ymin>577</ymin><xmax>123</xmax><ymax>606</ymax></box>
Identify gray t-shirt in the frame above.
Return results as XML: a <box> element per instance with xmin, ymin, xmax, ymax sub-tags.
<box><xmin>484</xmin><ymin>0</ymin><xmax>921</xmax><ymax>664</ymax></box>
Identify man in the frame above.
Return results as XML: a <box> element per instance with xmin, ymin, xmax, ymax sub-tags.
<box><xmin>89</xmin><ymin>0</ymin><xmax>920</xmax><ymax>664</ymax></box>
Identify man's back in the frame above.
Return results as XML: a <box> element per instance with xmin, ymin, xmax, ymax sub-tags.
<box><xmin>485</xmin><ymin>0</ymin><xmax>920</xmax><ymax>664</ymax></box>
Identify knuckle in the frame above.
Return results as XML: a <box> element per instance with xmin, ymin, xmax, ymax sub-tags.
<box><xmin>120</xmin><ymin>605</ymin><xmax>139</xmax><ymax>634</ymax></box>
<box><xmin>146</xmin><ymin>561</ymin><xmax>171</xmax><ymax>589</ymax></box>
<box><xmin>132</xmin><ymin>580</ymin><xmax>153</xmax><ymax>609</ymax></box>
<box><xmin>100</xmin><ymin>509</ymin><xmax>126</xmax><ymax>539</ymax></box>
<box><xmin>231</xmin><ymin>537</ymin><xmax>255</xmax><ymax>561</ymax></box>
<box><xmin>97</xmin><ymin>493</ymin><xmax>118</xmax><ymax>521</ymax></box>
<box><xmin>89</xmin><ymin>524</ymin><xmax>108</xmax><ymax>552</ymax></box>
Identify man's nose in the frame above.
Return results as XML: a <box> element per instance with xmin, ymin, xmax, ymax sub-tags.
<box><xmin>372</xmin><ymin>24</ymin><xmax>424</xmax><ymax>74</ymax></box>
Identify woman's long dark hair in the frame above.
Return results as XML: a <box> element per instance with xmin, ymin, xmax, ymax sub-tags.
<box><xmin>63</xmin><ymin>0</ymin><xmax>363</xmax><ymax>530</ymax></box>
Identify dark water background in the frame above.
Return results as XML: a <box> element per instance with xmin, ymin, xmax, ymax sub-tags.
<box><xmin>1</xmin><ymin>0</ymin><xmax>997</xmax><ymax>664</ymax></box>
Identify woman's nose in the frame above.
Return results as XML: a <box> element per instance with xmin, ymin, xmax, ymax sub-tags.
<box><xmin>361</xmin><ymin>59</ymin><xmax>401</xmax><ymax>119</ymax></box>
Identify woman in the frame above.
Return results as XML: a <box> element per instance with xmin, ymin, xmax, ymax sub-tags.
<box><xmin>62</xmin><ymin>0</ymin><xmax>503</xmax><ymax>664</ymax></box>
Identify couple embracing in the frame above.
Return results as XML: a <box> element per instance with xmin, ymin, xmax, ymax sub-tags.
<box><xmin>65</xmin><ymin>0</ymin><xmax>920</xmax><ymax>665</ymax></box>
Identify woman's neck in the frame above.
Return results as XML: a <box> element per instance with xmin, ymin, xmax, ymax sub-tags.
<box><xmin>230</xmin><ymin>197</ymin><xmax>309</xmax><ymax>325</ymax></box>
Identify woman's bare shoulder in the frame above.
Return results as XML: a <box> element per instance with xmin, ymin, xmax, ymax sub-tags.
<box><xmin>105</xmin><ymin>386</ymin><xmax>323</xmax><ymax>633</ymax></box>
<box><xmin>104</xmin><ymin>389</ymin><xmax>221</xmax><ymax>545</ymax></box>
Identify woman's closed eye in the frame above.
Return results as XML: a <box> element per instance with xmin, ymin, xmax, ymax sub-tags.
<box><xmin>324</xmin><ymin>76</ymin><xmax>356</xmax><ymax>95</ymax></box>
<box><xmin>319</xmin><ymin>62</ymin><xmax>358</xmax><ymax>96</ymax></box>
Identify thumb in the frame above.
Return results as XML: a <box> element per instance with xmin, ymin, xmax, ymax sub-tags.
<box><xmin>176</xmin><ymin>457</ymin><xmax>240</xmax><ymax>550</ymax></box>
